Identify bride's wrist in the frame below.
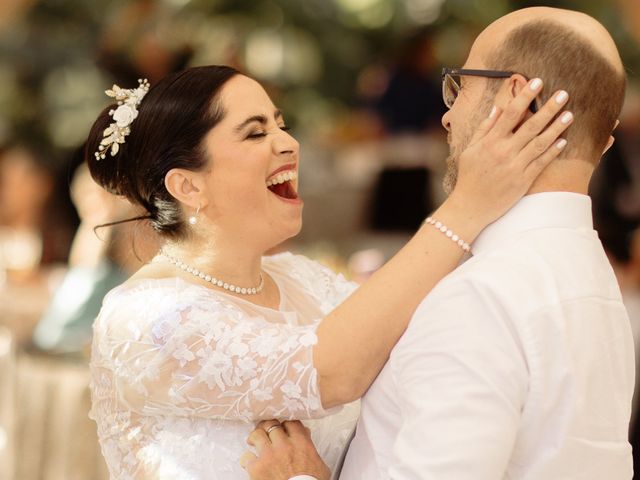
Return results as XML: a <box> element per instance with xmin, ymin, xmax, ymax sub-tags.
<box><xmin>429</xmin><ymin>194</ymin><xmax>489</xmax><ymax>244</ymax></box>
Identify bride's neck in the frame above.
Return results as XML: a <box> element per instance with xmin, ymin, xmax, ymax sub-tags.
<box><xmin>161</xmin><ymin>233</ymin><xmax>264</xmax><ymax>287</ymax></box>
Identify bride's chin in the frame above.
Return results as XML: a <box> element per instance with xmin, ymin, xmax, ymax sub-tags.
<box><xmin>284</xmin><ymin>220</ymin><xmax>303</xmax><ymax>239</ymax></box>
<box><xmin>274</xmin><ymin>220</ymin><xmax>303</xmax><ymax>245</ymax></box>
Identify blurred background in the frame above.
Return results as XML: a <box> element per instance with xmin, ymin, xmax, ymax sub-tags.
<box><xmin>0</xmin><ymin>0</ymin><xmax>639</xmax><ymax>478</ymax></box>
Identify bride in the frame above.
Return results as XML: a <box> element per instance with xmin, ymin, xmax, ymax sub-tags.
<box><xmin>86</xmin><ymin>65</ymin><xmax>571</xmax><ymax>479</ymax></box>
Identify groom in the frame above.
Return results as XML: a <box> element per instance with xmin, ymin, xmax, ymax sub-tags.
<box><xmin>244</xmin><ymin>7</ymin><xmax>633</xmax><ymax>479</ymax></box>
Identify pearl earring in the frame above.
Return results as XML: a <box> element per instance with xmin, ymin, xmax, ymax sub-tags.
<box><xmin>188</xmin><ymin>205</ymin><xmax>200</xmax><ymax>225</ymax></box>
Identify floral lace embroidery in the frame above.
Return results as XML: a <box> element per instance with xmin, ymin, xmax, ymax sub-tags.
<box><xmin>90</xmin><ymin>253</ymin><xmax>359</xmax><ymax>479</ymax></box>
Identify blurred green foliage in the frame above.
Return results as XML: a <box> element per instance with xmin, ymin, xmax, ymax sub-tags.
<box><xmin>0</xmin><ymin>0</ymin><xmax>637</xmax><ymax>162</ymax></box>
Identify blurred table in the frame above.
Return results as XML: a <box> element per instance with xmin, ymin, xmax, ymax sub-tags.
<box><xmin>7</xmin><ymin>350</ymin><xmax>108</xmax><ymax>480</ymax></box>
<box><xmin>0</xmin><ymin>327</ymin><xmax>15</xmax><ymax>480</ymax></box>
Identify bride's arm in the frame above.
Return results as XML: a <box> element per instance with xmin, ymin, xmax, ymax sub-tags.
<box><xmin>314</xmin><ymin>80</ymin><xmax>572</xmax><ymax>408</ymax></box>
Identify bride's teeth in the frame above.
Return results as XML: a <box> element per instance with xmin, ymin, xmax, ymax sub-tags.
<box><xmin>266</xmin><ymin>170</ymin><xmax>297</xmax><ymax>187</ymax></box>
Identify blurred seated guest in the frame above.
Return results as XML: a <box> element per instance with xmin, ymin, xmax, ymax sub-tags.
<box><xmin>0</xmin><ymin>143</ymin><xmax>55</xmax><ymax>282</ymax></box>
<box><xmin>0</xmin><ymin>141</ymin><xmax>79</xmax><ymax>269</ymax></box>
<box><xmin>0</xmin><ymin>142</ymin><xmax>75</xmax><ymax>346</ymax></box>
<box><xmin>33</xmin><ymin>163</ymin><xmax>158</xmax><ymax>354</ymax></box>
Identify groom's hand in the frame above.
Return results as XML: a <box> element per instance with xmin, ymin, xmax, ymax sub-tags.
<box><xmin>241</xmin><ymin>420</ymin><xmax>331</xmax><ymax>480</ymax></box>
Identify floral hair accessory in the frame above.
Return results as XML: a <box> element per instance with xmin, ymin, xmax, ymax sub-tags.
<box><xmin>94</xmin><ymin>78</ymin><xmax>150</xmax><ymax>160</ymax></box>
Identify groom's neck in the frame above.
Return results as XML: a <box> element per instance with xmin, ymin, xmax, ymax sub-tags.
<box><xmin>526</xmin><ymin>157</ymin><xmax>595</xmax><ymax>196</ymax></box>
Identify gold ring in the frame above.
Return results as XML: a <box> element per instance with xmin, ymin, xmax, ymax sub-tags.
<box><xmin>265</xmin><ymin>424</ymin><xmax>283</xmax><ymax>436</ymax></box>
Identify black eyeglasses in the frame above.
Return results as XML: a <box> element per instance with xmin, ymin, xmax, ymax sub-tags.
<box><xmin>442</xmin><ymin>67</ymin><xmax>538</xmax><ymax>113</ymax></box>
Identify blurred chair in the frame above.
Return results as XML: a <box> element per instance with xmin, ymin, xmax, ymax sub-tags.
<box><xmin>0</xmin><ymin>327</ymin><xmax>16</xmax><ymax>480</ymax></box>
<box><xmin>13</xmin><ymin>353</ymin><xmax>109</xmax><ymax>480</ymax></box>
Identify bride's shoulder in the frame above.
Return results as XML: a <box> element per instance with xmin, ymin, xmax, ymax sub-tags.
<box><xmin>96</xmin><ymin>277</ymin><xmax>239</xmax><ymax>331</ymax></box>
<box><xmin>263</xmin><ymin>252</ymin><xmax>358</xmax><ymax>308</ymax></box>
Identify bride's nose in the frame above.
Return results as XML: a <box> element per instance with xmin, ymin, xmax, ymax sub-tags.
<box><xmin>272</xmin><ymin>129</ymin><xmax>299</xmax><ymax>156</ymax></box>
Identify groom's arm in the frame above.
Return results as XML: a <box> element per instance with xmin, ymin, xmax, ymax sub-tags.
<box><xmin>388</xmin><ymin>275</ymin><xmax>528</xmax><ymax>480</ymax></box>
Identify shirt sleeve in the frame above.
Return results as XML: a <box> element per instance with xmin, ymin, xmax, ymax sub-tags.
<box><xmin>99</xmin><ymin>296</ymin><xmax>331</xmax><ymax>422</ymax></box>
<box><xmin>387</xmin><ymin>276</ymin><xmax>528</xmax><ymax>480</ymax></box>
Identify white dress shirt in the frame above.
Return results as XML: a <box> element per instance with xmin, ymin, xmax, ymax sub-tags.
<box><xmin>341</xmin><ymin>192</ymin><xmax>635</xmax><ymax>480</ymax></box>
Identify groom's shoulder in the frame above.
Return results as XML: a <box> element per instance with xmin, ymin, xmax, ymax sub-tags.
<box><xmin>417</xmin><ymin>231</ymin><xmax>617</xmax><ymax>324</ymax></box>
<box><xmin>415</xmin><ymin>241</ymin><xmax>565</xmax><ymax>322</ymax></box>
<box><xmin>440</xmin><ymin>243</ymin><xmax>545</xmax><ymax>292</ymax></box>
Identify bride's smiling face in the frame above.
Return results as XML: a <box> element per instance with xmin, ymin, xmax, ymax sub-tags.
<box><xmin>198</xmin><ymin>75</ymin><xmax>302</xmax><ymax>249</ymax></box>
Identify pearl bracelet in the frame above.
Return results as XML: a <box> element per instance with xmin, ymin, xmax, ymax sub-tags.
<box><xmin>424</xmin><ymin>217</ymin><xmax>471</xmax><ymax>253</ymax></box>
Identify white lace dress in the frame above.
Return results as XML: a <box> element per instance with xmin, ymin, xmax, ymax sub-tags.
<box><xmin>89</xmin><ymin>253</ymin><xmax>360</xmax><ymax>479</ymax></box>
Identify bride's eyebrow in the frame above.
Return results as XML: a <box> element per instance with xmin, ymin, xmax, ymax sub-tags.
<box><xmin>233</xmin><ymin>109</ymin><xmax>283</xmax><ymax>133</ymax></box>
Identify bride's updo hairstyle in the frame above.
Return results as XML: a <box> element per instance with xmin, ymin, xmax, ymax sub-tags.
<box><xmin>85</xmin><ymin>65</ymin><xmax>239</xmax><ymax>239</ymax></box>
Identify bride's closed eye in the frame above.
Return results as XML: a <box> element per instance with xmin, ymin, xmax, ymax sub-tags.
<box><xmin>246</xmin><ymin>125</ymin><xmax>291</xmax><ymax>140</ymax></box>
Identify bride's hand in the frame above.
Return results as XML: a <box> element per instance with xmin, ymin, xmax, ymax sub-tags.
<box><xmin>447</xmin><ymin>79</ymin><xmax>573</xmax><ymax>231</ymax></box>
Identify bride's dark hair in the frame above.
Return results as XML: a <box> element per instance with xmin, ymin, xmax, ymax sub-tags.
<box><xmin>85</xmin><ymin>65</ymin><xmax>239</xmax><ymax>239</ymax></box>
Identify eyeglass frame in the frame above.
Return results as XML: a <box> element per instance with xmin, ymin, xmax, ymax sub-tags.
<box><xmin>441</xmin><ymin>67</ymin><xmax>538</xmax><ymax>113</ymax></box>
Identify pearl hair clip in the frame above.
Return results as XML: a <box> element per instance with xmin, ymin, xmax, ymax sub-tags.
<box><xmin>94</xmin><ymin>78</ymin><xmax>150</xmax><ymax>160</ymax></box>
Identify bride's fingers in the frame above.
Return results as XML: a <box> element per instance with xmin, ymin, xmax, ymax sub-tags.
<box><xmin>240</xmin><ymin>451</ymin><xmax>258</xmax><ymax>470</ymax></box>
<box><xmin>523</xmin><ymin>138</ymin><xmax>568</xmax><ymax>183</ymax></box>
<box><xmin>468</xmin><ymin>106</ymin><xmax>503</xmax><ymax>145</ymax></box>
<box><xmin>510</xmin><ymin>90</ymin><xmax>570</xmax><ymax>150</ymax></box>
<box><xmin>490</xmin><ymin>77</ymin><xmax>544</xmax><ymax>137</ymax></box>
<box><xmin>518</xmin><ymin>109</ymin><xmax>573</xmax><ymax>171</ymax></box>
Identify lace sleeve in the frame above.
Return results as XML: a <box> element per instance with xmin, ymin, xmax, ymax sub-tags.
<box><xmin>101</xmin><ymin>299</ymin><xmax>329</xmax><ymax>422</ymax></box>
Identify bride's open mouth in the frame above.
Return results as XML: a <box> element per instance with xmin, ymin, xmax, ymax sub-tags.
<box><xmin>266</xmin><ymin>170</ymin><xmax>300</xmax><ymax>201</ymax></box>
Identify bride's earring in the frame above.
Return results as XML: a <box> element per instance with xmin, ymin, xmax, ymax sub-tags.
<box><xmin>188</xmin><ymin>205</ymin><xmax>200</xmax><ymax>225</ymax></box>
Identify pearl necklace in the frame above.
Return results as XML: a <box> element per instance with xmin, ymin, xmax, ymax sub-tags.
<box><xmin>161</xmin><ymin>252</ymin><xmax>264</xmax><ymax>295</ymax></box>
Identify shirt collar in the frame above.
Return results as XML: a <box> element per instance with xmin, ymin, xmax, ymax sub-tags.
<box><xmin>471</xmin><ymin>192</ymin><xmax>593</xmax><ymax>256</ymax></box>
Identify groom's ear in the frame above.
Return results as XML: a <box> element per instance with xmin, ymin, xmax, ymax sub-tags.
<box><xmin>492</xmin><ymin>74</ymin><xmax>528</xmax><ymax>111</ymax></box>
<box><xmin>506</xmin><ymin>74</ymin><xmax>530</xmax><ymax>99</ymax></box>
<box><xmin>500</xmin><ymin>74</ymin><xmax>535</xmax><ymax>126</ymax></box>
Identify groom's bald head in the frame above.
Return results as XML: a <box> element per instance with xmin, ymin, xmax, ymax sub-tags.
<box><xmin>472</xmin><ymin>7</ymin><xmax>625</xmax><ymax>162</ymax></box>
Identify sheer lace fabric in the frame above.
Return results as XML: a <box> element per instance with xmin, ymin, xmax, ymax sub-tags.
<box><xmin>89</xmin><ymin>253</ymin><xmax>359</xmax><ymax>479</ymax></box>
